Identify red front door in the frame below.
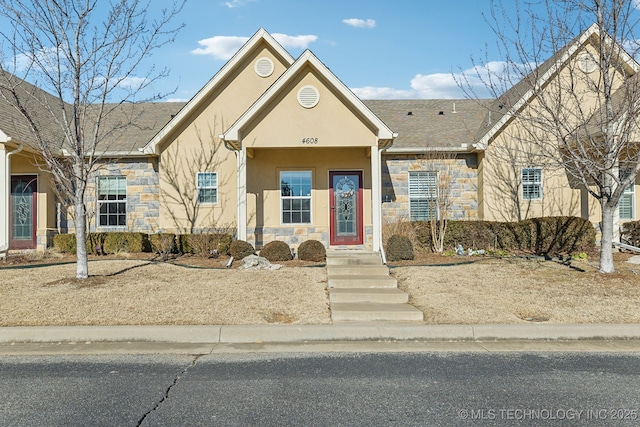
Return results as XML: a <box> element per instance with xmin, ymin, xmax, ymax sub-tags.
<box><xmin>329</xmin><ymin>171</ymin><xmax>363</xmax><ymax>245</ymax></box>
<box><xmin>9</xmin><ymin>175</ymin><xmax>38</xmax><ymax>250</ymax></box>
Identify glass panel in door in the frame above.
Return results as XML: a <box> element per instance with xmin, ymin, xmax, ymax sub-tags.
<box><xmin>330</xmin><ymin>171</ymin><xmax>363</xmax><ymax>245</ymax></box>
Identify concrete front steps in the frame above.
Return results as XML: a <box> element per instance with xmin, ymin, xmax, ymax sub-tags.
<box><xmin>327</xmin><ymin>250</ymin><xmax>424</xmax><ymax>322</ymax></box>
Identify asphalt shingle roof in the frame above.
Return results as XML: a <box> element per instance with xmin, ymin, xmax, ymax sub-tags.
<box><xmin>364</xmin><ymin>99</ymin><xmax>493</xmax><ymax>150</ymax></box>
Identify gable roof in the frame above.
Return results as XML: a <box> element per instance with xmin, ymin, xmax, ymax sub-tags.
<box><xmin>142</xmin><ymin>28</ymin><xmax>295</xmax><ymax>154</ymax></box>
<box><xmin>222</xmin><ymin>49</ymin><xmax>397</xmax><ymax>147</ymax></box>
<box><xmin>474</xmin><ymin>23</ymin><xmax>640</xmax><ymax>149</ymax></box>
<box><xmin>364</xmin><ymin>99</ymin><xmax>491</xmax><ymax>152</ymax></box>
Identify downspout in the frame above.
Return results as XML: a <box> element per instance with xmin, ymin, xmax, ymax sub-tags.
<box><xmin>1</xmin><ymin>141</ymin><xmax>23</xmax><ymax>258</ymax></box>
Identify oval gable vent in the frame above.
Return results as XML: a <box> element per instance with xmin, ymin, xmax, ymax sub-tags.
<box><xmin>297</xmin><ymin>85</ymin><xmax>320</xmax><ymax>108</ymax></box>
<box><xmin>255</xmin><ymin>57</ymin><xmax>274</xmax><ymax>77</ymax></box>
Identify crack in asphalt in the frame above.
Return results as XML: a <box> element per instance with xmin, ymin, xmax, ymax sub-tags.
<box><xmin>136</xmin><ymin>352</ymin><xmax>208</xmax><ymax>426</ymax></box>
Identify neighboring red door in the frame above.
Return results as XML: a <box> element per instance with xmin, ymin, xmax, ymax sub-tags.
<box><xmin>329</xmin><ymin>171</ymin><xmax>363</xmax><ymax>245</ymax></box>
<box><xmin>9</xmin><ymin>175</ymin><xmax>38</xmax><ymax>250</ymax></box>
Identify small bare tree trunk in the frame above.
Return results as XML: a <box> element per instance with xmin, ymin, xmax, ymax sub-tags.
<box><xmin>74</xmin><ymin>193</ymin><xmax>88</xmax><ymax>279</ymax></box>
<box><xmin>599</xmin><ymin>201</ymin><xmax>616</xmax><ymax>274</ymax></box>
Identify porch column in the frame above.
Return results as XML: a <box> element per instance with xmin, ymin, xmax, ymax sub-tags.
<box><xmin>371</xmin><ymin>145</ymin><xmax>382</xmax><ymax>252</ymax></box>
<box><xmin>0</xmin><ymin>140</ymin><xmax>22</xmax><ymax>257</ymax></box>
<box><xmin>236</xmin><ymin>147</ymin><xmax>247</xmax><ymax>241</ymax></box>
<box><xmin>0</xmin><ymin>143</ymin><xmax>7</xmax><ymax>256</ymax></box>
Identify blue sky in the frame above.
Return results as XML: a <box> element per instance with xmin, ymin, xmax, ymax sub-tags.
<box><xmin>153</xmin><ymin>0</ymin><xmax>501</xmax><ymax>101</ymax></box>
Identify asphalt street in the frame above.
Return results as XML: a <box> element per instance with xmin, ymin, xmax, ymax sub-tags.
<box><xmin>1</xmin><ymin>351</ymin><xmax>640</xmax><ymax>426</ymax></box>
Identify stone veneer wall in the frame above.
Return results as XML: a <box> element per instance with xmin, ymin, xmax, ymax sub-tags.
<box><xmin>381</xmin><ymin>153</ymin><xmax>479</xmax><ymax>221</ymax></box>
<box><xmin>248</xmin><ymin>225</ymin><xmax>374</xmax><ymax>250</ymax></box>
<box><xmin>79</xmin><ymin>158</ymin><xmax>160</xmax><ymax>233</ymax></box>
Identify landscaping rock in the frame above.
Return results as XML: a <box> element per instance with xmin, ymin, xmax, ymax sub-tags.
<box><xmin>241</xmin><ymin>254</ymin><xmax>282</xmax><ymax>270</ymax></box>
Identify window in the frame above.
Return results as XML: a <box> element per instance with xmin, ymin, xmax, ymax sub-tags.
<box><xmin>409</xmin><ymin>171</ymin><xmax>438</xmax><ymax>221</ymax></box>
<box><xmin>522</xmin><ymin>168</ymin><xmax>542</xmax><ymax>200</ymax></box>
<box><xmin>197</xmin><ymin>172</ymin><xmax>217</xmax><ymax>204</ymax></box>
<box><xmin>281</xmin><ymin>171</ymin><xmax>311</xmax><ymax>224</ymax></box>
<box><xmin>98</xmin><ymin>176</ymin><xmax>126</xmax><ymax>227</ymax></box>
<box><xmin>620</xmin><ymin>171</ymin><xmax>635</xmax><ymax>220</ymax></box>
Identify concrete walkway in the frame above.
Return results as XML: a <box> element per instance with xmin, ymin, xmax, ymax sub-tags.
<box><xmin>326</xmin><ymin>250</ymin><xmax>423</xmax><ymax>322</ymax></box>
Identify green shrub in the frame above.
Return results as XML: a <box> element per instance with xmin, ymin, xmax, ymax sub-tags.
<box><xmin>622</xmin><ymin>220</ymin><xmax>640</xmax><ymax>247</ymax></box>
<box><xmin>297</xmin><ymin>239</ymin><xmax>326</xmax><ymax>262</ymax></box>
<box><xmin>101</xmin><ymin>232</ymin><xmax>149</xmax><ymax>254</ymax></box>
<box><xmin>386</xmin><ymin>234</ymin><xmax>414</xmax><ymax>261</ymax></box>
<box><xmin>412</xmin><ymin>217</ymin><xmax>595</xmax><ymax>256</ymax></box>
<box><xmin>149</xmin><ymin>233</ymin><xmax>177</xmax><ymax>257</ymax></box>
<box><xmin>260</xmin><ymin>240</ymin><xmax>292</xmax><ymax>262</ymax></box>
<box><xmin>53</xmin><ymin>234</ymin><xmax>77</xmax><ymax>254</ymax></box>
<box><xmin>229</xmin><ymin>239</ymin><xmax>255</xmax><ymax>260</ymax></box>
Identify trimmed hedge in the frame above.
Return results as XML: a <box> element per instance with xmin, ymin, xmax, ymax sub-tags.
<box><xmin>229</xmin><ymin>239</ymin><xmax>255</xmax><ymax>260</ymax></box>
<box><xmin>149</xmin><ymin>233</ymin><xmax>177</xmax><ymax>255</ymax></box>
<box><xmin>297</xmin><ymin>240</ymin><xmax>326</xmax><ymax>262</ymax></box>
<box><xmin>386</xmin><ymin>234</ymin><xmax>415</xmax><ymax>261</ymax></box>
<box><xmin>54</xmin><ymin>232</ymin><xmax>149</xmax><ymax>254</ymax></box>
<box><xmin>53</xmin><ymin>233</ymin><xmax>78</xmax><ymax>254</ymax></box>
<box><xmin>414</xmin><ymin>216</ymin><xmax>595</xmax><ymax>256</ymax></box>
<box><xmin>260</xmin><ymin>240</ymin><xmax>292</xmax><ymax>262</ymax></box>
<box><xmin>622</xmin><ymin>220</ymin><xmax>640</xmax><ymax>247</ymax></box>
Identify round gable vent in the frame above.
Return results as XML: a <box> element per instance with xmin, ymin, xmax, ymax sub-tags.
<box><xmin>255</xmin><ymin>57</ymin><xmax>274</xmax><ymax>77</ymax></box>
<box><xmin>577</xmin><ymin>53</ymin><xmax>597</xmax><ymax>73</ymax></box>
<box><xmin>297</xmin><ymin>85</ymin><xmax>320</xmax><ymax>108</ymax></box>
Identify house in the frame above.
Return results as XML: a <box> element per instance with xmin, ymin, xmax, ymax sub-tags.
<box><xmin>1</xmin><ymin>27</ymin><xmax>639</xmax><ymax>256</ymax></box>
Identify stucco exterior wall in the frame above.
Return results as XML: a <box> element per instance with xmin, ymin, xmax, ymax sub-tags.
<box><xmin>156</xmin><ymin>43</ymin><xmax>291</xmax><ymax>233</ymax></box>
<box><xmin>242</xmin><ymin>67</ymin><xmax>377</xmax><ymax>149</ymax></box>
<box><xmin>245</xmin><ymin>147</ymin><xmax>373</xmax><ymax>249</ymax></box>
<box><xmin>478</xmin><ymin>45</ymin><xmax>627</xmax><ymax>223</ymax></box>
<box><xmin>381</xmin><ymin>153</ymin><xmax>479</xmax><ymax>221</ymax></box>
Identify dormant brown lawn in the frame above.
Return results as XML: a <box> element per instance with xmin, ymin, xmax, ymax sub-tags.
<box><xmin>1</xmin><ymin>252</ymin><xmax>639</xmax><ymax>326</ymax></box>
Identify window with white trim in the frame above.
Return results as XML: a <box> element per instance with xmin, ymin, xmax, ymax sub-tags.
<box><xmin>281</xmin><ymin>171</ymin><xmax>311</xmax><ymax>224</ymax></box>
<box><xmin>98</xmin><ymin>176</ymin><xmax>126</xmax><ymax>227</ymax></box>
<box><xmin>619</xmin><ymin>170</ymin><xmax>635</xmax><ymax>220</ymax></box>
<box><xmin>522</xmin><ymin>168</ymin><xmax>542</xmax><ymax>200</ymax></box>
<box><xmin>197</xmin><ymin>172</ymin><xmax>218</xmax><ymax>204</ymax></box>
<box><xmin>409</xmin><ymin>171</ymin><xmax>438</xmax><ymax>221</ymax></box>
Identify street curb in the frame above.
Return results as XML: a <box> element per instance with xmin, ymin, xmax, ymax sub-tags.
<box><xmin>2</xmin><ymin>323</ymin><xmax>640</xmax><ymax>344</ymax></box>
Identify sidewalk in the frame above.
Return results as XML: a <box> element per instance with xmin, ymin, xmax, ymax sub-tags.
<box><xmin>2</xmin><ymin>323</ymin><xmax>640</xmax><ymax>345</ymax></box>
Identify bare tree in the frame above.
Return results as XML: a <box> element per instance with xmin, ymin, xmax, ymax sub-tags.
<box><xmin>427</xmin><ymin>153</ymin><xmax>458</xmax><ymax>253</ymax></box>
<box><xmin>461</xmin><ymin>0</ymin><xmax>640</xmax><ymax>273</ymax></box>
<box><xmin>0</xmin><ymin>0</ymin><xmax>184</xmax><ymax>278</ymax></box>
<box><xmin>160</xmin><ymin>123</ymin><xmax>229</xmax><ymax>234</ymax></box>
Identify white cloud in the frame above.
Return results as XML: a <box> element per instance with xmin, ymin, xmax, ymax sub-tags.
<box><xmin>224</xmin><ymin>0</ymin><xmax>254</xmax><ymax>8</ymax></box>
<box><xmin>191</xmin><ymin>33</ymin><xmax>317</xmax><ymax>60</ymax></box>
<box><xmin>351</xmin><ymin>86</ymin><xmax>415</xmax><ymax>100</ymax></box>
<box><xmin>117</xmin><ymin>76</ymin><xmax>148</xmax><ymax>89</ymax></box>
<box><xmin>191</xmin><ymin>36</ymin><xmax>248</xmax><ymax>60</ymax></box>
<box><xmin>342</xmin><ymin>18</ymin><xmax>376</xmax><ymax>29</ymax></box>
<box><xmin>10</xmin><ymin>46</ymin><xmax>60</xmax><ymax>73</ymax></box>
<box><xmin>271</xmin><ymin>33</ymin><xmax>318</xmax><ymax>50</ymax></box>
<box><xmin>351</xmin><ymin>62</ymin><xmax>516</xmax><ymax>100</ymax></box>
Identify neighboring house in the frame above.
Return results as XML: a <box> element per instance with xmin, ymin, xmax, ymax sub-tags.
<box><xmin>1</xmin><ymin>27</ymin><xmax>639</xmax><ymax>255</ymax></box>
